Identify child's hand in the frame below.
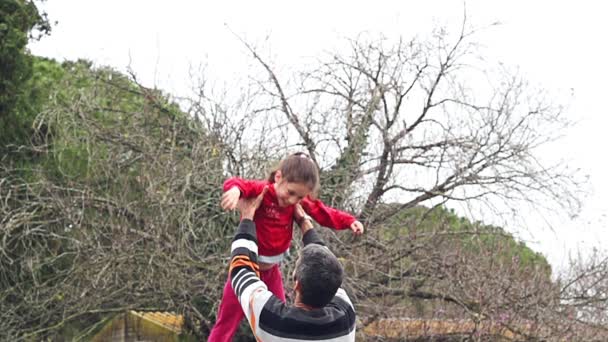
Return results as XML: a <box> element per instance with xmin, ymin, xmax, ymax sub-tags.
<box><xmin>221</xmin><ymin>187</ymin><xmax>241</xmax><ymax>210</ymax></box>
<box><xmin>350</xmin><ymin>220</ymin><xmax>364</xmax><ymax>235</ymax></box>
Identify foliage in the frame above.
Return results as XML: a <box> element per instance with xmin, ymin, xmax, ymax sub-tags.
<box><xmin>191</xmin><ymin>19</ymin><xmax>603</xmax><ymax>340</ymax></box>
<box><xmin>382</xmin><ymin>205</ymin><xmax>550</xmax><ymax>271</ymax></box>
<box><xmin>2</xmin><ymin>3</ymin><xmax>607</xmax><ymax>340</ymax></box>
<box><xmin>0</xmin><ymin>59</ymin><xmax>231</xmax><ymax>340</ymax></box>
<box><xmin>0</xmin><ymin>0</ymin><xmax>51</xmax><ymax>152</ymax></box>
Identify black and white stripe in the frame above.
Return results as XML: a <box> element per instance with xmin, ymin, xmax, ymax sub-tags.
<box><xmin>258</xmin><ymin>295</ymin><xmax>356</xmax><ymax>340</ymax></box>
<box><xmin>229</xmin><ymin>219</ymin><xmax>356</xmax><ymax>341</ymax></box>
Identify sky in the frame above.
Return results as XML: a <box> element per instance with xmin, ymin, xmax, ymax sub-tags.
<box><xmin>29</xmin><ymin>0</ymin><xmax>608</xmax><ymax>273</ymax></box>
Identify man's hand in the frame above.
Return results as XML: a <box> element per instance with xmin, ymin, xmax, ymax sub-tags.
<box><xmin>221</xmin><ymin>187</ymin><xmax>241</xmax><ymax>210</ymax></box>
<box><xmin>350</xmin><ymin>220</ymin><xmax>364</xmax><ymax>236</ymax></box>
<box><xmin>294</xmin><ymin>203</ymin><xmax>314</xmax><ymax>235</ymax></box>
<box><xmin>237</xmin><ymin>186</ymin><xmax>268</xmax><ymax>220</ymax></box>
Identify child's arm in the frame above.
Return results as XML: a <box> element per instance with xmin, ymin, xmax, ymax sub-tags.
<box><xmin>221</xmin><ymin>177</ymin><xmax>267</xmax><ymax>210</ymax></box>
<box><xmin>301</xmin><ymin>197</ymin><xmax>364</xmax><ymax>235</ymax></box>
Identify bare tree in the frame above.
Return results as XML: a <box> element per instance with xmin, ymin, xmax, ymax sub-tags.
<box><xmin>209</xmin><ymin>20</ymin><xmax>581</xmax><ymax>221</ymax></box>
<box><xmin>2</xmin><ymin>17</ymin><xmax>605</xmax><ymax>341</ymax></box>
<box><xmin>0</xmin><ymin>65</ymin><xmax>233</xmax><ymax>340</ymax></box>
<box><xmin>185</xmin><ymin>18</ymin><xmax>604</xmax><ymax>341</ymax></box>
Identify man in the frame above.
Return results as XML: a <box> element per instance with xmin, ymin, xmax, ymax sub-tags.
<box><xmin>228</xmin><ymin>187</ymin><xmax>356</xmax><ymax>341</ymax></box>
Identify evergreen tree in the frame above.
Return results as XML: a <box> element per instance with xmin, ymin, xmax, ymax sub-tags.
<box><xmin>0</xmin><ymin>0</ymin><xmax>50</xmax><ymax>151</ymax></box>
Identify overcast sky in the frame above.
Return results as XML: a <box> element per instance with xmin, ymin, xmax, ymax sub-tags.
<box><xmin>29</xmin><ymin>0</ymin><xmax>608</xmax><ymax>273</ymax></box>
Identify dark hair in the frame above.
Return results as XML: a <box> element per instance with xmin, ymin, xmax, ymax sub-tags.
<box><xmin>268</xmin><ymin>152</ymin><xmax>319</xmax><ymax>195</ymax></box>
<box><xmin>295</xmin><ymin>244</ymin><xmax>343</xmax><ymax>308</ymax></box>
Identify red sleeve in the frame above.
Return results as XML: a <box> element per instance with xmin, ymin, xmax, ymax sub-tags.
<box><xmin>223</xmin><ymin>177</ymin><xmax>267</xmax><ymax>198</ymax></box>
<box><xmin>301</xmin><ymin>197</ymin><xmax>356</xmax><ymax>230</ymax></box>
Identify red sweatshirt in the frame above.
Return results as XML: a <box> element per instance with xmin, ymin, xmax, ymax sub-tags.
<box><xmin>223</xmin><ymin>177</ymin><xmax>356</xmax><ymax>259</ymax></box>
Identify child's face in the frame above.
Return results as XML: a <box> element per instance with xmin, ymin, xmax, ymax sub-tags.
<box><xmin>274</xmin><ymin>172</ymin><xmax>312</xmax><ymax>207</ymax></box>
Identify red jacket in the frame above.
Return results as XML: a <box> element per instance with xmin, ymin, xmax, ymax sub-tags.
<box><xmin>223</xmin><ymin>177</ymin><xmax>356</xmax><ymax>257</ymax></box>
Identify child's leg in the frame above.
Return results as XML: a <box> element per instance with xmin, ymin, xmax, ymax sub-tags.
<box><xmin>209</xmin><ymin>265</ymin><xmax>287</xmax><ymax>341</ymax></box>
<box><xmin>208</xmin><ymin>277</ymin><xmax>244</xmax><ymax>342</ymax></box>
<box><xmin>260</xmin><ymin>264</ymin><xmax>286</xmax><ymax>302</ymax></box>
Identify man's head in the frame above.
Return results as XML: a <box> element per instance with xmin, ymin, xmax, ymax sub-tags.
<box><xmin>293</xmin><ymin>244</ymin><xmax>344</xmax><ymax>308</ymax></box>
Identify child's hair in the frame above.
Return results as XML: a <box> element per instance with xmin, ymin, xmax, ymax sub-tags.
<box><xmin>268</xmin><ymin>152</ymin><xmax>320</xmax><ymax>196</ymax></box>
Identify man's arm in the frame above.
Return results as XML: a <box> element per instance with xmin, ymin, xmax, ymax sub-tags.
<box><xmin>229</xmin><ymin>219</ymin><xmax>264</xmax><ymax>295</ymax></box>
<box><xmin>301</xmin><ymin>223</ymin><xmax>325</xmax><ymax>247</ymax></box>
<box><xmin>295</xmin><ymin>204</ymin><xmax>357</xmax><ymax>336</ymax></box>
<box><xmin>294</xmin><ymin>203</ymin><xmax>325</xmax><ymax>246</ymax></box>
<box><xmin>228</xmin><ymin>188</ymin><xmax>274</xmax><ymax>337</ymax></box>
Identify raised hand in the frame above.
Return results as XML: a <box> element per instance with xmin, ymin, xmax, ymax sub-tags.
<box><xmin>221</xmin><ymin>187</ymin><xmax>241</xmax><ymax>210</ymax></box>
<box><xmin>350</xmin><ymin>220</ymin><xmax>364</xmax><ymax>236</ymax></box>
<box><xmin>236</xmin><ymin>186</ymin><xmax>268</xmax><ymax>220</ymax></box>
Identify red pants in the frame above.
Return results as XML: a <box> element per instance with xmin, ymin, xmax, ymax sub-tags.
<box><xmin>208</xmin><ymin>264</ymin><xmax>286</xmax><ymax>342</ymax></box>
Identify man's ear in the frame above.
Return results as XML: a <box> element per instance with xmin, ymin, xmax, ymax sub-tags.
<box><xmin>294</xmin><ymin>279</ymin><xmax>302</xmax><ymax>292</ymax></box>
<box><xmin>274</xmin><ymin>170</ymin><xmax>282</xmax><ymax>183</ymax></box>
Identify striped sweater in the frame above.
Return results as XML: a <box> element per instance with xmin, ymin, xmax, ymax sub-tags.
<box><xmin>230</xmin><ymin>219</ymin><xmax>357</xmax><ymax>341</ymax></box>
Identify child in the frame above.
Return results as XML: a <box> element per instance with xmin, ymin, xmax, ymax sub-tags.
<box><xmin>208</xmin><ymin>152</ymin><xmax>363</xmax><ymax>342</ymax></box>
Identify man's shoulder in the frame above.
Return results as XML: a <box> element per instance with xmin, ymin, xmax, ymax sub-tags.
<box><xmin>333</xmin><ymin>288</ymin><xmax>354</xmax><ymax>308</ymax></box>
<box><xmin>255</xmin><ymin>293</ymin><xmax>356</xmax><ymax>341</ymax></box>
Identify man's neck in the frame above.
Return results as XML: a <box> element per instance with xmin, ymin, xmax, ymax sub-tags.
<box><xmin>294</xmin><ymin>293</ymin><xmax>317</xmax><ymax>311</ymax></box>
<box><xmin>294</xmin><ymin>301</ymin><xmax>316</xmax><ymax>311</ymax></box>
